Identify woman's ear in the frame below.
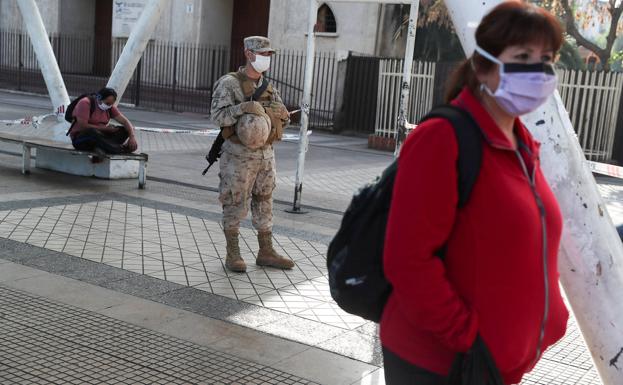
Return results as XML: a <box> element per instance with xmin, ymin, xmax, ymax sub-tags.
<box><xmin>473</xmin><ymin>57</ymin><xmax>486</xmax><ymax>84</ymax></box>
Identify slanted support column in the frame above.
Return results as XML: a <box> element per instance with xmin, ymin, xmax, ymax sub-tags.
<box><xmin>17</xmin><ymin>0</ymin><xmax>71</xmax><ymax>141</ymax></box>
<box><xmin>444</xmin><ymin>1</ymin><xmax>623</xmax><ymax>383</ymax></box>
<box><xmin>107</xmin><ymin>0</ymin><xmax>168</xmax><ymax>103</ymax></box>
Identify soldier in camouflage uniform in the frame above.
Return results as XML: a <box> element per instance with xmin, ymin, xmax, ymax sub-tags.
<box><xmin>210</xmin><ymin>36</ymin><xmax>294</xmax><ymax>273</ymax></box>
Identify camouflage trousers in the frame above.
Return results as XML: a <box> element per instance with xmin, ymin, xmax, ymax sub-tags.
<box><xmin>219</xmin><ymin>142</ymin><xmax>276</xmax><ymax>233</ymax></box>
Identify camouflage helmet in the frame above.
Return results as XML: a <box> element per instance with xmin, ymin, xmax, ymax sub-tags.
<box><xmin>236</xmin><ymin>113</ymin><xmax>271</xmax><ymax>149</ymax></box>
<box><xmin>244</xmin><ymin>36</ymin><xmax>276</xmax><ymax>53</ymax></box>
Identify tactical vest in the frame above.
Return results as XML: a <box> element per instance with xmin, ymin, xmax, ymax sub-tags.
<box><xmin>222</xmin><ymin>71</ymin><xmax>287</xmax><ymax>147</ymax></box>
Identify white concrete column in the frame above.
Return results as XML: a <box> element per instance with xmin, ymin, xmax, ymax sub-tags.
<box><xmin>17</xmin><ymin>0</ymin><xmax>70</xmax><ymax>141</ymax></box>
<box><xmin>444</xmin><ymin>0</ymin><xmax>623</xmax><ymax>383</ymax></box>
<box><xmin>107</xmin><ymin>0</ymin><xmax>167</xmax><ymax>103</ymax></box>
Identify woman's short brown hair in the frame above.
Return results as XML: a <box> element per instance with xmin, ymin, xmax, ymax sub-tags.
<box><xmin>444</xmin><ymin>1</ymin><xmax>564</xmax><ymax>103</ymax></box>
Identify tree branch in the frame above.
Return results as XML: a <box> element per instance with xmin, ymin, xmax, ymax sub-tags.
<box><xmin>605</xmin><ymin>2</ymin><xmax>623</xmax><ymax>54</ymax></box>
<box><xmin>560</xmin><ymin>0</ymin><xmax>608</xmax><ymax>58</ymax></box>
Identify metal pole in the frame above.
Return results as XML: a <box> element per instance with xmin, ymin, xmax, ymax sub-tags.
<box><xmin>444</xmin><ymin>1</ymin><xmax>623</xmax><ymax>383</ymax></box>
<box><xmin>172</xmin><ymin>46</ymin><xmax>178</xmax><ymax>111</ymax></box>
<box><xmin>134</xmin><ymin>59</ymin><xmax>142</xmax><ymax>106</ymax></box>
<box><xmin>107</xmin><ymin>0</ymin><xmax>167</xmax><ymax>103</ymax></box>
<box><xmin>394</xmin><ymin>0</ymin><xmax>419</xmax><ymax>157</ymax></box>
<box><xmin>16</xmin><ymin>0</ymin><xmax>70</xmax><ymax>127</ymax></box>
<box><xmin>288</xmin><ymin>0</ymin><xmax>317</xmax><ymax>214</ymax></box>
<box><xmin>18</xmin><ymin>33</ymin><xmax>23</xmax><ymax>92</ymax></box>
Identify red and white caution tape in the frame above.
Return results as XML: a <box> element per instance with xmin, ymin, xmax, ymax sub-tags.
<box><xmin>134</xmin><ymin>127</ymin><xmax>220</xmax><ymax>135</ymax></box>
<box><xmin>588</xmin><ymin>161</ymin><xmax>623</xmax><ymax>179</ymax></box>
<box><xmin>133</xmin><ymin>126</ymin><xmax>311</xmax><ymax>141</ymax></box>
<box><xmin>0</xmin><ymin>114</ymin><xmax>55</xmax><ymax>129</ymax></box>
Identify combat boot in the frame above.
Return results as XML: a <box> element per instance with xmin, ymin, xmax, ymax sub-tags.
<box><xmin>256</xmin><ymin>231</ymin><xmax>295</xmax><ymax>269</ymax></box>
<box><xmin>224</xmin><ymin>230</ymin><xmax>247</xmax><ymax>273</ymax></box>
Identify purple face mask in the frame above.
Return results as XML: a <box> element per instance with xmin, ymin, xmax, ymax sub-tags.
<box><xmin>475</xmin><ymin>46</ymin><xmax>558</xmax><ymax>116</ymax></box>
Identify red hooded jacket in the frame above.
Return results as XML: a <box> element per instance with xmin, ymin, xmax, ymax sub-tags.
<box><xmin>380</xmin><ymin>88</ymin><xmax>569</xmax><ymax>384</ymax></box>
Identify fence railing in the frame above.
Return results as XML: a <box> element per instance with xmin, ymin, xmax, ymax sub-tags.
<box><xmin>372</xmin><ymin>60</ymin><xmax>623</xmax><ymax>162</ymax></box>
<box><xmin>0</xmin><ymin>29</ymin><xmax>338</xmax><ymax>128</ymax></box>
<box><xmin>557</xmin><ymin>69</ymin><xmax>623</xmax><ymax>162</ymax></box>
<box><xmin>375</xmin><ymin>59</ymin><xmax>436</xmax><ymax>138</ymax></box>
<box><xmin>272</xmin><ymin>50</ymin><xmax>338</xmax><ymax>127</ymax></box>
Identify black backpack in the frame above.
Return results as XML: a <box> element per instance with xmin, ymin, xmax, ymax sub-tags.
<box><xmin>64</xmin><ymin>93</ymin><xmax>112</xmax><ymax>136</ymax></box>
<box><xmin>65</xmin><ymin>93</ymin><xmax>96</xmax><ymax>123</ymax></box>
<box><xmin>327</xmin><ymin>105</ymin><xmax>483</xmax><ymax>323</ymax></box>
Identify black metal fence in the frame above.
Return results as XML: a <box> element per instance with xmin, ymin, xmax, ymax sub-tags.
<box><xmin>0</xmin><ymin>29</ymin><xmax>338</xmax><ymax>128</ymax></box>
<box><xmin>334</xmin><ymin>54</ymin><xmax>380</xmax><ymax>133</ymax></box>
<box><xmin>334</xmin><ymin>53</ymin><xmax>452</xmax><ymax>134</ymax></box>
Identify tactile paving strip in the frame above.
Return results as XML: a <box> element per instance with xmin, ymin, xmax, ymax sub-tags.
<box><xmin>0</xmin><ymin>285</ymin><xmax>318</xmax><ymax>385</ymax></box>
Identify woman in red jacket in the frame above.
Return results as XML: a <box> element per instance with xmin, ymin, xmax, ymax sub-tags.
<box><xmin>381</xmin><ymin>2</ymin><xmax>569</xmax><ymax>384</ymax></box>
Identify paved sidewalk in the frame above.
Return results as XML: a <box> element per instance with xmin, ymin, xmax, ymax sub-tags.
<box><xmin>0</xmin><ymin>90</ymin><xmax>616</xmax><ymax>384</ymax></box>
<box><xmin>0</xmin><ymin>261</ymin><xmax>381</xmax><ymax>385</ymax></box>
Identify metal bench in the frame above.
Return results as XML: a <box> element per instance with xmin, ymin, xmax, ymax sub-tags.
<box><xmin>0</xmin><ymin>132</ymin><xmax>148</xmax><ymax>189</ymax></box>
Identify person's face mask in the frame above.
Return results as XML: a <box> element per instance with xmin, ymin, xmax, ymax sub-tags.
<box><xmin>98</xmin><ymin>102</ymin><xmax>112</xmax><ymax>111</ymax></box>
<box><xmin>475</xmin><ymin>45</ymin><xmax>558</xmax><ymax>116</ymax></box>
<box><xmin>251</xmin><ymin>53</ymin><xmax>271</xmax><ymax>73</ymax></box>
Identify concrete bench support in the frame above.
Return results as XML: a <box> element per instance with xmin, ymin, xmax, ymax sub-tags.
<box><xmin>22</xmin><ymin>144</ymin><xmax>32</xmax><ymax>175</ymax></box>
<box><xmin>138</xmin><ymin>159</ymin><xmax>147</xmax><ymax>189</ymax></box>
<box><xmin>1</xmin><ymin>133</ymin><xmax>148</xmax><ymax>189</ymax></box>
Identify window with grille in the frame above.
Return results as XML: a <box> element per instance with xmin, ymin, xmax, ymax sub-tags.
<box><xmin>316</xmin><ymin>4</ymin><xmax>337</xmax><ymax>33</ymax></box>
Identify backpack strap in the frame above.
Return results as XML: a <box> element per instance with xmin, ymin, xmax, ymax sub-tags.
<box><xmin>88</xmin><ymin>95</ymin><xmax>96</xmax><ymax>116</ymax></box>
<box><xmin>419</xmin><ymin>105</ymin><xmax>483</xmax><ymax>208</ymax></box>
<box><xmin>251</xmin><ymin>77</ymin><xmax>269</xmax><ymax>101</ymax></box>
<box><xmin>67</xmin><ymin>95</ymin><xmax>109</xmax><ymax>137</ymax></box>
<box><xmin>230</xmin><ymin>71</ymin><xmax>270</xmax><ymax>102</ymax></box>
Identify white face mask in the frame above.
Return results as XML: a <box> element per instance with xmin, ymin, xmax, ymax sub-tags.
<box><xmin>251</xmin><ymin>54</ymin><xmax>271</xmax><ymax>73</ymax></box>
<box><xmin>98</xmin><ymin>102</ymin><xmax>112</xmax><ymax>111</ymax></box>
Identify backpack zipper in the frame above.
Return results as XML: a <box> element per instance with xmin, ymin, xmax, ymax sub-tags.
<box><xmin>513</xmin><ymin>150</ymin><xmax>549</xmax><ymax>367</ymax></box>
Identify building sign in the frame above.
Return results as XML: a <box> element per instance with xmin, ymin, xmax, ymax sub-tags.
<box><xmin>112</xmin><ymin>0</ymin><xmax>148</xmax><ymax>38</ymax></box>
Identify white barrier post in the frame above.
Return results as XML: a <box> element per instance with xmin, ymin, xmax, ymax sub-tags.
<box><xmin>107</xmin><ymin>0</ymin><xmax>168</xmax><ymax>103</ymax></box>
<box><xmin>394</xmin><ymin>0</ymin><xmax>419</xmax><ymax>156</ymax></box>
<box><xmin>288</xmin><ymin>0</ymin><xmax>317</xmax><ymax>213</ymax></box>
<box><xmin>17</xmin><ymin>0</ymin><xmax>71</xmax><ymax>141</ymax></box>
<box><xmin>444</xmin><ymin>1</ymin><xmax>623</xmax><ymax>383</ymax></box>
<box><xmin>288</xmin><ymin>0</ymin><xmax>414</xmax><ymax>211</ymax></box>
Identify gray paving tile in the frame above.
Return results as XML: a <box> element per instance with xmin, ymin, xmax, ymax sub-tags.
<box><xmin>3</xmin><ymin>273</ymin><xmax>129</xmax><ymax>311</ymax></box>
<box><xmin>272</xmin><ymin>348</ymin><xmax>378</xmax><ymax>385</ymax></box>
<box><xmin>151</xmin><ymin>286</ymin><xmax>288</xmax><ymax>327</ymax></box>
<box><xmin>0</xmin><ymin>262</ymin><xmax>48</xmax><ymax>282</ymax></box>
<box><xmin>352</xmin><ymin>369</ymin><xmax>385</xmax><ymax>385</ymax></box>
<box><xmin>100</xmin><ymin>274</ymin><xmax>184</xmax><ymax>298</ymax></box>
<box><xmin>210</xmin><ymin>326</ymin><xmax>313</xmax><ymax>368</ymax></box>
<box><xmin>317</xmin><ymin>330</ymin><xmax>383</xmax><ymax>367</ymax></box>
<box><xmin>255</xmin><ymin>312</ymin><xmax>346</xmax><ymax>346</ymax></box>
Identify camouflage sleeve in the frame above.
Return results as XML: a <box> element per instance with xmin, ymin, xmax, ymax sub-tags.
<box><xmin>272</xmin><ymin>86</ymin><xmax>285</xmax><ymax>105</ymax></box>
<box><xmin>210</xmin><ymin>75</ymin><xmax>244</xmax><ymax>127</ymax></box>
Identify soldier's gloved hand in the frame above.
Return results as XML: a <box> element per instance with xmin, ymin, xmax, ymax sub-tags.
<box><xmin>240</xmin><ymin>101</ymin><xmax>266</xmax><ymax>116</ymax></box>
<box><xmin>267</xmin><ymin>102</ymin><xmax>290</xmax><ymax>120</ymax></box>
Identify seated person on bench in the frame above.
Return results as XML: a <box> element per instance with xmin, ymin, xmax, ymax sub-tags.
<box><xmin>68</xmin><ymin>87</ymin><xmax>138</xmax><ymax>154</ymax></box>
